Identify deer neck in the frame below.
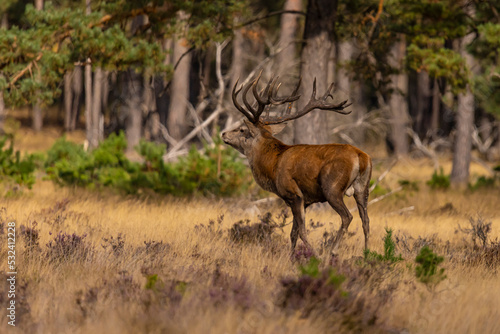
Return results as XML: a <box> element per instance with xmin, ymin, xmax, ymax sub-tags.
<box><xmin>246</xmin><ymin>134</ymin><xmax>288</xmax><ymax>193</ymax></box>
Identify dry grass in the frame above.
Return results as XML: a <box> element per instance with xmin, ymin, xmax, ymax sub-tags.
<box><xmin>0</xmin><ymin>163</ymin><xmax>499</xmax><ymax>334</ymax></box>
<box><xmin>1</xmin><ymin>123</ymin><xmax>499</xmax><ymax>333</ymax></box>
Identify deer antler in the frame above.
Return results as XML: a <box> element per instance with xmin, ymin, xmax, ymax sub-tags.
<box><xmin>231</xmin><ymin>71</ymin><xmax>351</xmax><ymax>124</ymax></box>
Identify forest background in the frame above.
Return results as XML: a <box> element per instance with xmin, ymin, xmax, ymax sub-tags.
<box><xmin>1</xmin><ymin>0</ymin><xmax>499</xmax><ymax>194</ymax></box>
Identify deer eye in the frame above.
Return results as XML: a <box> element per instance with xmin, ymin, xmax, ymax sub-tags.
<box><xmin>240</xmin><ymin>128</ymin><xmax>245</xmax><ymax>133</ymax></box>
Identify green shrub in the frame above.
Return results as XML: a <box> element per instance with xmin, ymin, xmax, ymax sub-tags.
<box><xmin>45</xmin><ymin>133</ymin><xmax>252</xmax><ymax>197</ymax></box>
<box><xmin>398</xmin><ymin>179</ymin><xmax>419</xmax><ymax>191</ymax></box>
<box><xmin>427</xmin><ymin>168</ymin><xmax>450</xmax><ymax>190</ymax></box>
<box><xmin>369</xmin><ymin>179</ymin><xmax>389</xmax><ymax>196</ymax></box>
<box><xmin>0</xmin><ymin>135</ymin><xmax>37</xmax><ymax>189</ymax></box>
<box><xmin>176</xmin><ymin>137</ymin><xmax>252</xmax><ymax>196</ymax></box>
<box><xmin>364</xmin><ymin>228</ymin><xmax>403</xmax><ymax>263</ymax></box>
<box><xmin>415</xmin><ymin>246</ymin><xmax>446</xmax><ymax>288</ymax></box>
<box><xmin>469</xmin><ymin>175</ymin><xmax>497</xmax><ymax>191</ymax></box>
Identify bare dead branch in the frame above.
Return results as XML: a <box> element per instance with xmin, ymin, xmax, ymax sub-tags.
<box><xmin>186</xmin><ymin>99</ymin><xmax>212</xmax><ymax>143</ymax></box>
<box><xmin>407</xmin><ymin>127</ymin><xmax>440</xmax><ymax>170</ymax></box>
<box><xmin>163</xmin><ymin>40</ymin><xmax>229</xmax><ymax>161</ymax></box>
<box><xmin>369</xmin><ymin>158</ymin><xmax>398</xmax><ymax>192</ymax></box>
<box><xmin>384</xmin><ymin>206</ymin><xmax>415</xmax><ymax>217</ymax></box>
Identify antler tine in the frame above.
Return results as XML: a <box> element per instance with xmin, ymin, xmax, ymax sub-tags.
<box><xmin>322</xmin><ymin>82</ymin><xmax>335</xmax><ymax>101</ymax></box>
<box><xmin>232</xmin><ymin>78</ymin><xmax>256</xmax><ymax>122</ymax></box>
<box><xmin>263</xmin><ymin>77</ymin><xmax>352</xmax><ymax>125</ymax></box>
<box><xmin>242</xmin><ymin>77</ymin><xmax>259</xmax><ymax>117</ymax></box>
<box><xmin>252</xmin><ymin>72</ymin><xmax>273</xmax><ymax>105</ymax></box>
<box><xmin>269</xmin><ymin>77</ymin><xmax>301</xmax><ymax>105</ymax></box>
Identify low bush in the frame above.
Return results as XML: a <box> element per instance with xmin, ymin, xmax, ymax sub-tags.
<box><xmin>0</xmin><ymin>135</ymin><xmax>37</xmax><ymax>189</ymax></box>
<box><xmin>427</xmin><ymin>168</ymin><xmax>450</xmax><ymax>190</ymax></box>
<box><xmin>44</xmin><ymin>132</ymin><xmax>253</xmax><ymax>197</ymax></box>
<box><xmin>415</xmin><ymin>246</ymin><xmax>446</xmax><ymax>289</ymax></box>
<box><xmin>363</xmin><ymin>228</ymin><xmax>403</xmax><ymax>263</ymax></box>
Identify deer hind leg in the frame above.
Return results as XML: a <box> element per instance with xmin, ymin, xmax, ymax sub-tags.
<box><xmin>354</xmin><ymin>184</ymin><xmax>370</xmax><ymax>250</ymax></box>
<box><xmin>327</xmin><ymin>192</ymin><xmax>353</xmax><ymax>252</ymax></box>
<box><xmin>288</xmin><ymin>197</ymin><xmax>314</xmax><ymax>254</ymax></box>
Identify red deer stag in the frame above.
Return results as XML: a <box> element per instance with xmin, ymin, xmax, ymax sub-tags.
<box><xmin>222</xmin><ymin>72</ymin><xmax>372</xmax><ymax>255</ymax></box>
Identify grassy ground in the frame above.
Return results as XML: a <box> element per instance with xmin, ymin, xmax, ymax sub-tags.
<box><xmin>1</xmin><ymin>154</ymin><xmax>499</xmax><ymax>333</ymax></box>
<box><xmin>1</xmin><ymin>118</ymin><xmax>499</xmax><ymax>333</ymax></box>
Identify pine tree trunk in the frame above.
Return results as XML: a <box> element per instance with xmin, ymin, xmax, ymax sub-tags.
<box><xmin>451</xmin><ymin>17</ymin><xmax>476</xmax><ymax>186</ymax></box>
<box><xmin>387</xmin><ymin>37</ymin><xmax>410</xmax><ymax>156</ymax></box>
<box><xmin>415</xmin><ymin>71</ymin><xmax>430</xmax><ymax>136</ymax></box>
<box><xmin>64</xmin><ymin>71</ymin><xmax>73</xmax><ymax>131</ymax></box>
<box><xmin>85</xmin><ymin>62</ymin><xmax>93</xmax><ymax>147</ymax></box>
<box><xmin>293</xmin><ymin>0</ymin><xmax>337</xmax><ymax>145</ymax></box>
<box><xmin>124</xmin><ymin>70</ymin><xmax>142</xmax><ymax>152</ymax></box>
<box><xmin>0</xmin><ymin>16</ymin><xmax>7</xmax><ymax>134</ymax></box>
<box><xmin>351</xmin><ymin>79</ymin><xmax>367</xmax><ymax>144</ymax></box>
<box><xmin>90</xmin><ymin>67</ymin><xmax>103</xmax><ymax>149</ymax></box>
<box><xmin>0</xmin><ymin>74</ymin><xmax>5</xmax><ymax>135</ymax></box>
<box><xmin>225</xmin><ymin>30</ymin><xmax>244</xmax><ymax>130</ymax></box>
<box><xmin>101</xmin><ymin>70</ymin><xmax>109</xmax><ymax>113</ymax></box>
<box><xmin>451</xmin><ymin>87</ymin><xmax>474</xmax><ymax>185</ymax></box>
<box><xmin>71</xmin><ymin>66</ymin><xmax>82</xmax><ymax>130</ymax></box>
<box><xmin>156</xmin><ymin>39</ymin><xmax>172</xmax><ymax>127</ymax></box>
<box><xmin>430</xmin><ymin>78</ymin><xmax>440</xmax><ymax>132</ymax></box>
<box><xmin>32</xmin><ymin>0</ymin><xmax>44</xmax><ymax>132</ymax></box>
<box><xmin>332</xmin><ymin>40</ymin><xmax>354</xmax><ymax>141</ymax></box>
<box><xmin>143</xmin><ymin>73</ymin><xmax>159</xmax><ymax>141</ymax></box>
<box><xmin>167</xmin><ymin>38</ymin><xmax>191</xmax><ymax>141</ymax></box>
<box><xmin>276</xmin><ymin>0</ymin><xmax>302</xmax><ymax>75</ymax></box>
<box><xmin>84</xmin><ymin>0</ymin><xmax>93</xmax><ymax>149</ymax></box>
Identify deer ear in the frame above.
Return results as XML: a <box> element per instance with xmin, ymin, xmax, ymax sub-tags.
<box><xmin>243</xmin><ymin>119</ymin><xmax>260</xmax><ymax>136</ymax></box>
<box><xmin>267</xmin><ymin>123</ymin><xmax>286</xmax><ymax>135</ymax></box>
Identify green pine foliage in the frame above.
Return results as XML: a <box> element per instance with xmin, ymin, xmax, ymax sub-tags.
<box><xmin>1</xmin><ymin>0</ymin><xmax>249</xmax><ymax>107</ymax></box>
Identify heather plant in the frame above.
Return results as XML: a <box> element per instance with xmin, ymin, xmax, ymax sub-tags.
<box><xmin>141</xmin><ymin>240</ymin><xmax>170</xmax><ymax>256</ymax></box>
<box><xmin>208</xmin><ymin>266</ymin><xmax>254</xmax><ymax>310</ymax></box>
<box><xmin>45</xmin><ymin>231</ymin><xmax>92</xmax><ymax>262</ymax></box>
<box><xmin>101</xmin><ymin>233</ymin><xmax>126</xmax><ymax>256</ymax></box>
<box><xmin>278</xmin><ymin>257</ymin><xmax>390</xmax><ymax>331</ymax></box>
<box><xmin>195</xmin><ymin>214</ymin><xmax>224</xmax><ymax>239</ymax></box>
<box><xmin>229</xmin><ymin>211</ymin><xmax>287</xmax><ymax>245</ymax></box>
<box><xmin>20</xmin><ymin>222</ymin><xmax>40</xmax><ymax>253</ymax></box>
<box><xmin>456</xmin><ymin>216</ymin><xmax>500</xmax><ymax>268</ymax></box>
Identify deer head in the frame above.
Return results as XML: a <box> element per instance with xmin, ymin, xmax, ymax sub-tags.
<box><xmin>222</xmin><ymin>71</ymin><xmax>352</xmax><ymax>155</ymax></box>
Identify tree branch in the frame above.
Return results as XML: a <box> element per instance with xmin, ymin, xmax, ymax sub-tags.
<box><xmin>235</xmin><ymin>10</ymin><xmax>306</xmax><ymax>29</ymax></box>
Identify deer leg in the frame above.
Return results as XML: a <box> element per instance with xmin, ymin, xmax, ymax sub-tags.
<box><xmin>290</xmin><ymin>217</ymin><xmax>299</xmax><ymax>252</ymax></box>
<box><xmin>354</xmin><ymin>185</ymin><xmax>370</xmax><ymax>250</ymax></box>
<box><xmin>327</xmin><ymin>195</ymin><xmax>353</xmax><ymax>252</ymax></box>
<box><xmin>288</xmin><ymin>198</ymin><xmax>314</xmax><ymax>254</ymax></box>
